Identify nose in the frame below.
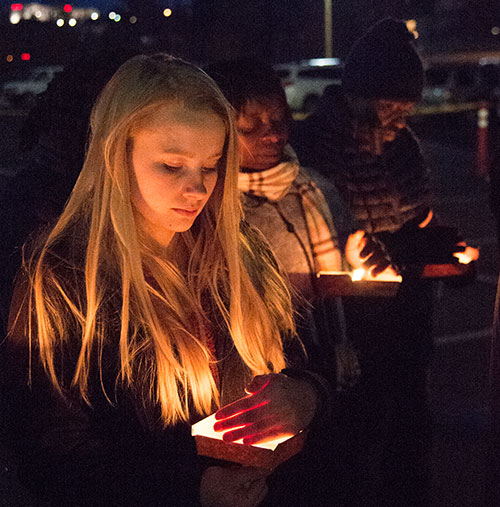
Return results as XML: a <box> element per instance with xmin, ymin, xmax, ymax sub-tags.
<box><xmin>260</xmin><ymin>122</ymin><xmax>287</xmax><ymax>143</ymax></box>
<box><xmin>182</xmin><ymin>170</ymin><xmax>208</xmax><ymax>200</ymax></box>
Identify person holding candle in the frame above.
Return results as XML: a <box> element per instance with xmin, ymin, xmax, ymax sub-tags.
<box><xmin>292</xmin><ymin>18</ymin><xmax>478</xmax><ymax>506</ymax></box>
<box><xmin>205</xmin><ymin>58</ymin><xmax>401</xmax><ymax>505</ymax></box>
<box><xmin>205</xmin><ymin>58</ymin><xmax>381</xmax><ymax>392</ymax></box>
<box><xmin>0</xmin><ymin>54</ymin><xmax>325</xmax><ymax>507</ymax></box>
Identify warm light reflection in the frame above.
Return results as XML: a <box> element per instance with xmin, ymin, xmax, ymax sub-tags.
<box><xmin>351</xmin><ymin>268</ymin><xmax>365</xmax><ymax>281</ymax></box>
<box><xmin>319</xmin><ymin>269</ymin><xmax>402</xmax><ymax>283</ymax></box>
<box><xmin>192</xmin><ymin>413</ymin><xmax>294</xmax><ymax>450</ymax></box>
<box><xmin>418</xmin><ymin>210</ymin><xmax>433</xmax><ymax>228</ymax></box>
<box><xmin>454</xmin><ymin>246</ymin><xmax>479</xmax><ymax>265</ymax></box>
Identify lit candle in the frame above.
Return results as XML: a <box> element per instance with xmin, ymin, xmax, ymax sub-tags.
<box><xmin>191</xmin><ymin>413</ymin><xmax>295</xmax><ymax>450</ymax></box>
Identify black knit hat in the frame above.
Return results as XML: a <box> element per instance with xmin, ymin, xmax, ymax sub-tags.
<box><xmin>342</xmin><ymin>18</ymin><xmax>424</xmax><ymax>101</ymax></box>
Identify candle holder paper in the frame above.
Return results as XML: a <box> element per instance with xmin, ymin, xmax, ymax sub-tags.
<box><xmin>412</xmin><ymin>261</ymin><xmax>476</xmax><ymax>280</ymax></box>
<box><xmin>191</xmin><ymin>413</ymin><xmax>306</xmax><ymax>469</ymax></box>
<box><xmin>316</xmin><ymin>270</ymin><xmax>402</xmax><ymax>297</ymax></box>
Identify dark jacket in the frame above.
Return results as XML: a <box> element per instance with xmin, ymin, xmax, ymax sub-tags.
<box><xmin>0</xmin><ymin>226</ymin><xmax>321</xmax><ymax>507</ymax></box>
<box><xmin>293</xmin><ymin>85</ymin><xmax>431</xmax><ymax>234</ymax></box>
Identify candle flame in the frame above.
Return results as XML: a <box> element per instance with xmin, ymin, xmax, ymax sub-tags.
<box><xmin>350</xmin><ymin>267</ymin><xmax>402</xmax><ymax>283</ymax></box>
<box><xmin>453</xmin><ymin>246</ymin><xmax>479</xmax><ymax>264</ymax></box>
<box><xmin>351</xmin><ymin>268</ymin><xmax>365</xmax><ymax>281</ymax></box>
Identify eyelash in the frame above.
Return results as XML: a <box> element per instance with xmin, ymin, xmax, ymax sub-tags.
<box><xmin>161</xmin><ymin>164</ymin><xmax>218</xmax><ymax>174</ymax></box>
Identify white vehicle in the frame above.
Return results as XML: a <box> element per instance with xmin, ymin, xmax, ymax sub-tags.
<box><xmin>2</xmin><ymin>65</ymin><xmax>63</xmax><ymax>105</ymax></box>
<box><xmin>274</xmin><ymin>58</ymin><xmax>343</xmax><ymax>113</ymax></box>
<box><xmin>422</xmin><ymin>54</ymin><xmax>500</xmax><ymax>106</ymax></box>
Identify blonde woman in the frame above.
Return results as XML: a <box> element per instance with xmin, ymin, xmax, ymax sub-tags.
<box><xmin>1</xmin><ymin>55</ymin><xmax>322</xmax><ymax>507</ymax></box>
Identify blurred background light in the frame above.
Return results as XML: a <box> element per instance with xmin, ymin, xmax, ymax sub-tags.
<box><xmin>9</xmin><ymin>12</ymin><xmax>21</xmax><ymax>24</ymax></box>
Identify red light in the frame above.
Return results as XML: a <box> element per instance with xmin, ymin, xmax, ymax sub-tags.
<box><xmin>11</xmin><ymin>3</ymin><xmax>23</xmax><ymax>10</ymax></box>
<box><xmin>63</xmin><ymin>4</ymin><xmax>72</xmax><ymax>12</ymax></box>
<box><xmin>21</xmin><ymin>53</ymin><xmax>30</xmax><ymax>61</ymax></box>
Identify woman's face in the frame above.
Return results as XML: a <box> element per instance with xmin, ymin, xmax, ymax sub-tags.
<box><xmin>235</xmin><ymin>96</ymin><xmax>289</xmax><ymax>171</ymax></box>
<box><xmin>372</xmin><ymin>99</ymin><xmax>416</xmax><ymax>142</ymax></box>
<box><xmin>129</xmin><ymin>101</ymin><xmax>225</xmax><ymax>247</ymax></box>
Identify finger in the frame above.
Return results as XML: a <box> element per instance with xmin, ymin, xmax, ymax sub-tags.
<box><xmin>245</xmin><ymin>375</ymin><xmax>271</xmax><ymax>395</ymax></box>
<box><xmin>370</xmin><ymin>261</ymin><xmax>391</xmax><ymax>277</ymax></box>
<box><xmin>242</xmin><ymin>426</ymin><xmax>295</xmax><ymax>446</ymax></box>
<box><xmin>215</xmin><ymin>392</ymin><xmax>266</xmax><ymax>421</ymax></box>
<box><xmin>452</xmin><ymin>244</ymin><xmax>466</xmax><ymax>253</ymax></box>
<box><xmin>221</xmin><ymin>418</ymin><xmax>276</xmax><ymax>442</ymax></box>
<box><xmin>361</xmin><ymin>252</ymin><xmax>385</xmax><ymax>268</ymax></box>
<box><xmin>215</xmin><ymin>401</ymin><xmax>270</xmax><ymax>432</ymax></box>
<box><xmin>359</xmin><ymin>244</ymin><xmax>373</xmax><ymax>260</ymax></box>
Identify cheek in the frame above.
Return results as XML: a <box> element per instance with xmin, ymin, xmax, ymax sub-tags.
<box><xmin>206</xmin><ymin>172</ymin><xmax>219</xmax><ymax>197</ymax></box>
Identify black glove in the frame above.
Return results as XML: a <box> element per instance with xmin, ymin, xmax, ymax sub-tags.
<box><xmin>376</xmin><ymin>225</ymin><xmax>464</xmax><ymax>269</ymax></box>
<box><xmin>359</xmin><ymin>234</ymin><xmax>393</xmax><ymax>276</ymax></box>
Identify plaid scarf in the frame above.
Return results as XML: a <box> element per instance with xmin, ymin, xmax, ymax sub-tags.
<box><xmin>239</xmin><ymin>146</ymin><xmax>342</xmax><ymax>272</ymax></box>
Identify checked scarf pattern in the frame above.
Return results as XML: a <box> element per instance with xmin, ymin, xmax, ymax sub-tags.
<box><xmin>238</xmin><ymin>146</ymin><xmax>342</xmax><ymax>272</ymax></box>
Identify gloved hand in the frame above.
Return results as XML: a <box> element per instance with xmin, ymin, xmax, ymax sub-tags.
<box><xmin>376</xmin><ymin>225</ymin><xmax>465</xmax><ymax>269</ymax></box>
<box><xmin>345</xmin><ymin>230</ymin><xmax>394</xmax><ymax>276</ymax></box>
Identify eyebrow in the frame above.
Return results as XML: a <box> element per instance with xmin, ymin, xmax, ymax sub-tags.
<box><xmin>161</xmin><ymin>148</ymin><xmax>223</xmax><ymax>160</ymax></box>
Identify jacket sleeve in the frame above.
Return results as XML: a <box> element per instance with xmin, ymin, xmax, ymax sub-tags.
<box><xmin>1</xmin><ymin>280</ymin><xmax>204</xmax><ymax>507</ymax></box>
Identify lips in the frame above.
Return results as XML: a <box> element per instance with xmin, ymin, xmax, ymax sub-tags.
<box><xmin>172</xmin><ymin>208</ymin><xmax>199</xmax><ymax>217</ymax></box>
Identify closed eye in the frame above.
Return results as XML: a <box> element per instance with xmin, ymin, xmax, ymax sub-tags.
<box><xmin>202</xmin><ymin>166</ymin><xmax>218</xmax><ymax>174</ymax></box>
<box><xmin>160</xmin><ymin>163</ymin><xmax>182</xmax><ymax>173</ymax></box>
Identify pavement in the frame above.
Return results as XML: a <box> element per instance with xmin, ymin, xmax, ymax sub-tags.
<box><xmin>412</xmin><ymin>113</ymin><xmax>495</xmax><ymax>507</ymax></box>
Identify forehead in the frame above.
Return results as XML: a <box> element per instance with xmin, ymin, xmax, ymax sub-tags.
<box><xmin>137</xmin><ymin>101</ymin><xmax>224</xmax><ymax>130</ymax></box>
<box><xmin>131</xmin><ymin>101</ymin><xmax>226</xmax><ymax>156</ymax></box>
<box><xmin>239</xmin><ymin>96</ymin><xmax>287</xmax><ymax>117</ymax></box>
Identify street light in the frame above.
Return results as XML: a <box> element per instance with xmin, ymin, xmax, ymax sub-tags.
<box><xmin>324</xmin><ymin>0</ymin><xmax>332</xmax><ymax>57</ymax></box>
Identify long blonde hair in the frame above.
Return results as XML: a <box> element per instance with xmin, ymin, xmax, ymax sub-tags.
<box><xmin>12</xmin><ymin>55</ymin><xmax>295</xmax><ymax>425</ymax></box>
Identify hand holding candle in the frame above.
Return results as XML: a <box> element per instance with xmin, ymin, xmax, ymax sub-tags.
<box><xmin>345</xmin><ymin>230</ymin><xmax>396</xmax><ymax>277</ymax></box>
<box><xmin>213</xmin><ymin>373</ymin><xmax>318</xmax><ymax>446</ymax></box>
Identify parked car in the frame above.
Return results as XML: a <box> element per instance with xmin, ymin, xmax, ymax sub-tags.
<box><xmin>2</xmin><ymin>65</ymin><xmax>63</xmax><ymax>107</ymax></box>
<box><xmin>274</xmin><ymin>58</ymin><xmax>343</xmax><ymax>113</ymax></box>
<box><xmin>421</xmin><ymin>54</ymin><xmax>500</xmax><ymax>106</ymax></box>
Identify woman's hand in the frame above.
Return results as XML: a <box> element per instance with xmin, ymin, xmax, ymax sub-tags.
<box><xmin>213</xmin><ymin>373</ymin><xmax>318</xmax><ymax>445</ymax></box>
<box><xmin>200</xmin><ymin>466</ymin><xmax>269</xmax><ymax>507</ymax></box>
